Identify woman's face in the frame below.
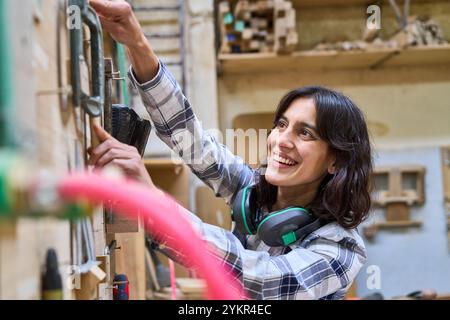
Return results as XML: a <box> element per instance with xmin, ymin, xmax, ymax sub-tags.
<box><xmin>265</xmin><ymin>98</ymin><xmax>335</xmax><ymax>188</ymax></box>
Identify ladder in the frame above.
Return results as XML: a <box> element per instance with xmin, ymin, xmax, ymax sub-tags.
<box><xmin>130</xmin><ymin>0</ymin><xmax>187</xmax><ymax>92</ymax></box>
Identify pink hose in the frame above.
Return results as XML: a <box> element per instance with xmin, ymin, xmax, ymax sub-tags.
<box><xmin>58</xmin><ymin>172</ymin><xmax>243</xmax><ymax>300</ymax></box>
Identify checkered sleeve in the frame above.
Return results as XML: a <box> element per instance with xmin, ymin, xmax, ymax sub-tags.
<box><xmin>128</xmin><ymin>60</ymin><xmax>254</xmax><ymax>204</ymax></box>
<box><xmin>156</xmin><ymin>205</ymin><xmax>366</xmax><ymax>300</ymax></box>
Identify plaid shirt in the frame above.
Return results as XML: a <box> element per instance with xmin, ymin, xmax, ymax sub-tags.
<box><xmin>128</xmin><ymin>61</ymin><xmax>367</xmax><ymax>300</ymax></box>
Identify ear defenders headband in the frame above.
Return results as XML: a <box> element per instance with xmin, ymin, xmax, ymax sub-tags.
<box><xmin>232</xmin><ymin>185</ymin><xmax>323</xmax><ymax>247</ymax></box>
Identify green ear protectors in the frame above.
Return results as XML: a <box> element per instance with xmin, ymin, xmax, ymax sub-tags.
<box><xmin>231</xmin><ymin>185</ymin><xmax>323</xmax><ymax>247</ymax></box>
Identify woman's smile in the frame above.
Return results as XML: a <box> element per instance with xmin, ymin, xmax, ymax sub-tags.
<box><xmin>271</xmin><ymin>152</ymin><xmax>299</xmax><ymax>168</ymax></box>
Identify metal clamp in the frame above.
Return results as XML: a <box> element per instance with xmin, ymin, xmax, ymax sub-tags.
<box><xmin>69</xmin><ymin>0</ymin><xmax>104</xmax><ymax>117</ymax></box>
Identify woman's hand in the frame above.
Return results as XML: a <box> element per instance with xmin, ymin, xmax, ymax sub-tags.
<box><xmin>89</xmin><ymin>0</ymin><xmax>142</xmax><ymax>46</ymax></box>
<box><xmin>89</xmin><ymin>0</ymin><xmax>159</xmax><ymax>82</ymax></box>
<box><xmin>88</xmin><ymin>123</ymin><xmax>156</xmax><ymax>188</ymax></box>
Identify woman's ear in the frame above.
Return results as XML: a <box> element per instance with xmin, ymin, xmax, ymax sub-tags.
<box><xmin>328</xmin><ymin>163</ymin><xmax>336</xmax><ymax>175</ymax></box>
<box><xmin>327</xmin><ymin>156</ymin><xmax>336</xmax><ymax>175</ymax></box>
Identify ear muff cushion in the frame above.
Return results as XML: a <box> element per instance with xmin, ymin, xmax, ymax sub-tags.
<box><xmin>231</xmin><ymin>186</ymin><xmax>257</xmax><ymax>234</ymax></box>
<box><xmin>257</xmin><ymin>208</ymin><xmax>315</xmax><ymax>247</ymax></box>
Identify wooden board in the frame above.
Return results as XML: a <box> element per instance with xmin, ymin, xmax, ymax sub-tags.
<box><xmin>386</xmin><ymin>202</ymin><xmax>411</xmax><ymax>222</ymax></box>
<box><xmin>218</xmin><ymin>45</ymin><xmax>450</xmax><ymax>75</ymax></box>
<box><xmin>291</xmin><ymin>0</ymin><xmax>438</xmax><ymax>8</ymax></box>
<box><xmin>106</xmin><ymin>213</ymin><xmax>139</xmax><ymax>234</ymax></box>
<box><xmin>372</xmin><ymin>165</ymin><xmax>426</xmax><ymax>206</ymax></box>
<box><xmin>114</xmin><ymin>222</ymin><xmax>146</xmax><ymax>300</ymax></box>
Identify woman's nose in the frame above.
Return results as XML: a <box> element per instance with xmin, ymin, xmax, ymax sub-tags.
<box><xmin>277</xmin><ymin>129</ymin><xmax>295</xmax><ymax>149</ymax></box>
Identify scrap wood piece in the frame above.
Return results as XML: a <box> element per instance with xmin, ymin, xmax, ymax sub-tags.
<box><xmin>390</xmin><ymin>16</ymin><xmax>448</xmax><ymax>48</ymax></box>
<box><xmin>218</xmin><ymin>0</ymin><xmax>297</xmax><ymax>54</ymax></box>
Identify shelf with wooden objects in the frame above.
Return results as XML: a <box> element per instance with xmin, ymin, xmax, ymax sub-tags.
<box><xmin>217</xmin><ymin>0</ymin><xmax>299</xmax><ymax>55</ymax></box>
<box><xmin>216</xmin><ymin>0</ymin><xmax>450</xmax><ymax>75</ymax></box>
<box><xmin>290</xmin><ymin>0</ymin><xmax>439</xmax><ymax>8</ymax></box>
<box><xmin>218</xmin><ymin>44</ymin><xmax>450</xmax><ymax>74</ymax></box>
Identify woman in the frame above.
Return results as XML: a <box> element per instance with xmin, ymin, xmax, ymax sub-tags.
<box><xmin>89</xmin><ymin>0</ymin><xmax>372</xmax><ymax>300</ymax></box>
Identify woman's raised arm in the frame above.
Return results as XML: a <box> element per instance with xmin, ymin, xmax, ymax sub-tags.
<box><xmin>90</xmin><ymin>0</ymin><xmax>253</xmax><ymax>203</ymax></box>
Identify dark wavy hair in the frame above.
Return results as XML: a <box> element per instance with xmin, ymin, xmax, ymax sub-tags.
<box><xmin>256</xmin><ymin>86</ymin><xmax>373</xmax><ymax>229</ymax></box>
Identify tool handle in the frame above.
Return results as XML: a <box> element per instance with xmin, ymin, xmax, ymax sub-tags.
<box><xmin>90</xmin><ymin>117</ymin><xmax>102</xmax><ymax>149</ymax></box>
<box><xmin>83</xmin><ymin>6</ymin><xmax>105</xmax><ymax>117</ymax></box>
<box><xmin>69</xmin><ymin>0</ymin><xmax>104</xmax><ymax>117</ymax></box>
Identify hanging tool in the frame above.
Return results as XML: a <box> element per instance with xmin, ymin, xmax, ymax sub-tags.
<box><xmin>105</xmin><ymin>103</ymin><xmax>152</xmax><ymax>225</ymax></box>
<box><xmin>111</xmin><ymin>105</ymin><xmax>152</xmax><ymax>157</ymax></box>
<box><xmin>69</xmin><ymin>0</ymin><xmax>105</xmax><ymax>152</ymax></box>
<box><xmin>388</xmin><ymin>0</ymin><xmax>410</xmax><ymax>30</ymax></box>
<box><xmin>69</xmin><ymin>0</ymin><xmax>104</xmax><ymax>117</ymax></box>
<box><xmin>112</xmin><ymin>274</ymin><xmax>129</xmax><ymax>300</ymax></box>
<box><xmin>115</xmin><ymin>43</ymin><xmax>130</xmax><ymax>106</ymax></box>
<box><xmin>0</xmin><ymin>0</ymin><xmax>13</xmax><ymax>147</ymax></box>
<box><xmin>103</xmin><ymin>58</ymin><xmax>113</xmax><ymax>135</ymax></box>
<box><xmin>41</xmin><ymin>248</ymin><xmax>63</xmax><ymax>300</ymax></box>
<box><xmin>72</xmin><ymin>217</ymin><xmax>106</xmax><ymax>281</ymax></box>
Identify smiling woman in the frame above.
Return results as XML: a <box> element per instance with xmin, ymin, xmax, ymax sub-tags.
<box><xmin>260</xmin><ymin>87</ymin><xmax>373</xmax><ymax>228</ymax></box>
<box><xmin>89</xmin><ymin>0</ymin><xmax>372</xmax><ymax>300</ymax></box>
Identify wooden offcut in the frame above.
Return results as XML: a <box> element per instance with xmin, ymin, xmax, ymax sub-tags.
<box><xmin>218</xmin><ymin>0</ymin><xmax>297</xmax><ymax>54</ymax></box>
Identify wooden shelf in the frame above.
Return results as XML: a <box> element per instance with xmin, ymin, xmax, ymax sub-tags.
<box><xmin>144</xmin><ymin>158</ymin><xmax>185</xmax><ymax>175</ymax></box>
<box><xmin>292</xmin><ymin>0</ymin><xmax>373</xmax><ymax>8</ymax></box>
<box><xmin>143</xmin><ymin>158</ymin><xmax>184</xmax><ymax>168</ymax></box>
<box><xmin>218</xmin><ymin>44</ymin><xmax>450</xmax><ymax>75</ymax></box>
<box><xmin>381</xmin><ymin>45</ymin><xmax>450</xmax><ymax>68</ymax></box>
<box><xmin>291</xmin><ymin>0</ymin><xmax>437</xmax><ymax>8</ymax></box>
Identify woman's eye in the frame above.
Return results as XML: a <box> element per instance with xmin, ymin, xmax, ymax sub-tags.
<box><xmin>299</xmin><ymin>129</ymin><xmax>314</xmax><ymax>138</ymax></box>
<box><xmin>276</xmin><ymin>121</ymin><xmax>287</xmax><ymax>129</ymax></box>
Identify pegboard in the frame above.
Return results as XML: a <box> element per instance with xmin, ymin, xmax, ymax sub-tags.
<box><xmin>0</xmin><ymin>0</ymin><xmax>102</xmax><ymax>300</ymax></box>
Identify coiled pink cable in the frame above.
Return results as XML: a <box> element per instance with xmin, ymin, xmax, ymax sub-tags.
<box><xmin>58</xmin><ymin>172</ymin><xmax>244</xmax><ymax>300</ymax></box>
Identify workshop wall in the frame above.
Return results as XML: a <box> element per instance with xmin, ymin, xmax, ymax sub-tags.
<box><xmin>1</xmin><ymin>0</ymin><xmax>145</xmax><ymax>300</ymax></box>
<box><xmin>356</xmin><ymin>147</ymin><xmax>450</xmax><ymax>298</ymax></box>
<box><xmin>0</xmin><ymin>0</ymin><xmax>75</xmax><ymax>299</ymax></box>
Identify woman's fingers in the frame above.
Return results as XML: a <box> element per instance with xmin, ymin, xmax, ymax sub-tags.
<box><xmin>87</xmin><ymin>121</ymin><xmax>147</xmax><ymax>182</ymax></box>
<box><xmin>109</xmin><ymin>158</ymin><xmax>139</xmax><ymax>174</ymax></box>
<box><xmin>89</xmin><ymin>0</ymin><xmax>130</xmax><ymax>18</ymax></box>
<box><xmin>92</xmin><ymin>122</ymin><xmax>112</xmax><ymax>143</ymax></box>
<box><xmin>88</xmin><ymin>134</ymin><xmax>139</xmax><ymax>166</ymax></box>
<box><xmin>88</xmin><ymin>124</ymin><xmax>115</xmax><ymax>165</ymax></box>
<box><xmin>89</xmin><ymin>139</ymin><xmax>118</xmax><ymax>165</ymax></box>
<box><xmin>98</xmin><ymin>15</ymin><xmax>117</xmax><ymax>33</ymax></box>
<box><xmin>91</xmin><ymin>0</ymin><xmax>145</xmax><ymax>49</ymax></box>
<box><xmin>96</xmin><ymin>148</ymin><xmax>139</xmax><ymax>167</ymax></box>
